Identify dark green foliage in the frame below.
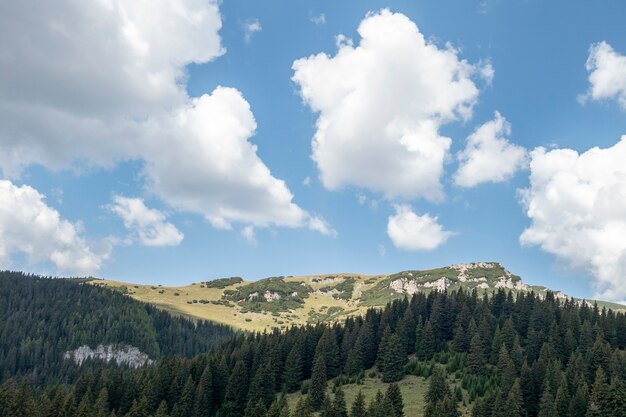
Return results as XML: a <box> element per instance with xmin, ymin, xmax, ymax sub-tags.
<box><xmin>424</xmin><ymin>368</ymin><xmax>459</xmax><ymax>417</ymax></box>
<box><xmin>319</xmin><ymin>277</ymin><xmax>355</xmax><ymax>300</ymax></box>
<box><xmin>377</xmin><ymin>330</ymin><xmax>406</xmax><ymax>383</ymax></box>
<box><xmin>309</xmin><ymin>355</ymin><xmax>327</xmax><ymax>410</ymax></box>
<box><xmin>385</xmin><ymin>383</ymin><xmax>404</xmax><ymax>417</ymax></box>
<box><xmin>203</xmin><ymin>277</ymin><xmax>243</xmax><ymax>288</ymax></box>
<box><xmin>0</xmin><ymin>271</ymin><xmax>233</xmax><ymax>385</ymax></box>
<box><xmin>223</xmin><ymin>277</ymin><xmax>311</xmax><ymax>313</ymax></box>
<box><xmin>350</xmin><ymin>391</ymin><xmax>366</xmax><ymax>417</ymax></box>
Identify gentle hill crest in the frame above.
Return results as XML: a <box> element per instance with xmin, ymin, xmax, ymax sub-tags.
<box><xmin>93</xmin><ymin>262</ymin><xmax>626</xmax><ymax>331</ymax></box>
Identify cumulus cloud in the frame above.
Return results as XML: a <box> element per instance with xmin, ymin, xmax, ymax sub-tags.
<box><xmin>387</xmin><ymin>205</ymin><xmax>454</xmax><ymax>251</ymax></box>
<box><xmin>0</xmin><ymin>0</ymin><xmax>328</xmax><ymax>240</ymax></box>
<box><xmin>0</xmin><ymin>0</ymin><xmax>223</xmax><ymax>175</ymax></box>
<box><xmin>454</xmin><ymin>112</ymin><xmax>528</xmax><ymax>187</ymax></box>
<box><xmin>520</xmin><ymin>137</ymin><xmax>626</xmax><ymax>301</ymax></box>
<box><xmin>242</xmin><ymin>18</ymin><xmax>262</xmax><ymax>43</ymax></box>
<box><xmin>293</xmin><ymin>9</ymin><xmax>489</xmax><ymax>201</ymax></box>
<box><xmin>108</xmin><ymin>196</ymin><xmax>183</xmax><ymax>247</ymax></box>
<box><xmin>583</xmin><ymin>42</ymin><xmax>626</xmax><ymax>109</ymax></box>
<box><xmin>0</xmin><ymin>180</ymin><xmax>107</xmax><ymax>274</ymax></box>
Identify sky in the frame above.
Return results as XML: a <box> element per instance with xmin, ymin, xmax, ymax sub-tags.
<box><xmin>1</xmin><ymin>0</ymin><xmax>626</xmax><ymax>302</ymax></box>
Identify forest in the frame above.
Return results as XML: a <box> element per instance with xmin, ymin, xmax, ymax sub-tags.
<box><xmin>0</xmin><ymin>271</ymin><xmax>233</xmax><ymax>385</ymax></box>
<box><xmin>2</xmin><ymin>271</ymin><xmax>626</xmax><ymax>416</ymax></box>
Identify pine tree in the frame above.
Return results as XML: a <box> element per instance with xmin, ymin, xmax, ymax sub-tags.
<box><xmin>223</xmin><ymin>360</ymin><xmax>249</xmax><ymax>416</ymax></box>
<box><xmin>587</xmin><ymin>367</ymin><xmax>609</xmax><ymax>417</ymax></box>
<box><xmin>94</xmin><ymin>388</ymin><xmax>110</xmax><ymax>417</ymax></box>
<box><xmin>606</xmin><ymin>378</ymin><xmax>626</xmax><ymax>417</ymax></box>
<box><xmin>309</xmin><ymin>355</ymin><xmax>327</xmax><ymax>410</ymax></box>
<box><xmin>155</xmin><ymin>401</ymin><xmax>170</xmax><ymax>417</ymax></box>
<box><xmin>366</xmin><ymin>390</ymin><xmax>385</xmax><ymax>417</ymax></box>
<box><xmin>333</xmin><ymin>387</ymin><xmax>348</xmax><ymax>417</ymax></box>
<box><xmin>292</xmin><ymin>397</ymin><xmax>312</xmax><ymax>417</ymax></box>
<box><xmin>350</xmin><ymin>391</ymin><xmax>366</xmax><ymax>417</ymax></box>
<box><xmin>420</xmin><ymin>321</ymin><xmax>436</xmax><ymax>361</ymax></box>
<box><xmin>380</xmin><ymin>332</ymin><xmax>406</xmax><ymax>383</ymax></box>
<box><xmin>244</xmin><ymin>399</ymin><xmax>267</xmax><ymax>417</ymax></box>
<box><xmin>505</xmin><ymin>379</ymin><xmax>525</xmax><ymax>417</ymax></box>
<box><xmin>193</xmin><ymin>366</ymin><xmax>213</xmax><ymax>417</ymax></box>
<box><xmin>467</xmin><ymin>334</ymin><xmax>486</xmax><ymax>376</ymax></box>
<box><xmin>554</xmin><ymin>375</ymin><xmax>570</xmax><ymax>417</ymax></box>
<box><xmin>284</xmin><ymin>341</ymin><xmax>304</xmax><ymax>393</ymax></box>
<box><xmin>385</xmin><ymin>383</ymin><xmax>404</xmax><ymax>417</ymax></box>
<box><xmin>172</xmin><ymin>376</ymin><xmax>194</xmax><ymax>417</ymax></box>
<box><xmin>424</xmin><ymin>368</ymin><xmax>458</xmax><ymax>417</ymax></box>
<box><xmin>497</xmin><ymin>345</ymin><xmax>517</xmax><ymax>393</ymax></box>
<box><xmin>538</xmin><ymin>387</ymin><xmax>557</xmax><ymax>417</ymax></box>
<box><xmin>568</xmin><ymin>384</ymin><xmax>588</xmax><ymax>417</ymax></box>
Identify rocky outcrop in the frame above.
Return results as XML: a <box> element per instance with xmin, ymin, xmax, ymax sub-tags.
<box><xmin>64</xmin><ymin>345</ymin><xmax>153</xmax><ymax>368</ymax></box>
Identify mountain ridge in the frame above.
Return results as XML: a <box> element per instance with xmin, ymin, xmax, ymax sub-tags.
<box><xmin>93</xmin><ymin>261</ymin><xmax>626</xmax><ymax>332</ymax></box>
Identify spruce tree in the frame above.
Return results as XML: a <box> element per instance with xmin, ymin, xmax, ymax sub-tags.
<box><xmin>380</xmin><ymin>332</ymin><xmax>407</xmax><ymax>383</ymax></box>
<box><xmin>505</xmin><ymin>379</ymin><xmax>525</xmax><ymax>417</ymax></box>
<box><xmin>94</xmin><ymin>388</ymin><xmax>110</xmax><ymax>417</ymax></box>
<box><xmin>467</xmin><ymin>333</ymin><xmax>486</xmax><ymax>376</ymax></box>
<box><xmin>606</xmin><ymin>378</ymin><xmax>626</xmax><ymax>417</ymax></box>
<box><xmin>223</xmin><ymin>360</ymin><xmax>249</xmax><ymax>417</ymax></box>
<box><xmin>350</xmin><ymin>391</ymin><xmax>366</xmax><ymax>417</ymax></box>
<box><xmin>293</xmin><ymin>397</ymin><xmax>312</xmax><ymax>417</ymax></box>
<box><xmin>385</xmin><ymin>383</ymin><xmax>404</xmax><ymax>417</ymax></box>
<box><xmin>420</xmin><ymin>321</ymin><xmax>436</xmax><ymax>361</ymax></box>
<box><xmin>333</xmin><ymin>387</ymin><xmax>348</xmax><ymax>417</ymax></box>
<box><xmin>155</xmin><ymin>401</ymin><xmax>170</xmax><ymax>417</ymax></box>
<box><xmin>568</xmin><ymin>385</ymin><xmax>588</xmax><ymax>417</ymax></box>
<box><xmin>538</xmin><ymin>388</ymin><xmax>557</xmax><ymax>417</ymax></box>
<box><xmin>284</xmin><ymin>342</ymin><xmax>304</xmax><ymax>393</ymax></box>
<box><xmin>309</xmin><ymin>355</ymin><xmax>327</xmax><ymax>410</ymax></box>
<box><xmin>587</xmin><ymin>367</ymin><xmax>609</xmax><ymax>417</ymax></box>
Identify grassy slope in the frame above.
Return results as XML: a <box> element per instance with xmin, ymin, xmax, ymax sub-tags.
<box><xmin>93</xmin><ymin>263</ymin><xmax>626</xmax><ymax>332</ymax></box>
<box><xmin>285</xmin><ymin>373</ymin><xmax>471</xmax><ymax>417</ymax></box>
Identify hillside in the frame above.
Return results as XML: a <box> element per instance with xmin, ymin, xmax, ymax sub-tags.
<box><xmin>94</xmin><ymin>262</ymin><xmax>626</xmax><ymax>332</ymax></box>
<box><xmin>0</xmin><ymin>271</ymin><xmax>233</xmax><ymax>384</ymax></box>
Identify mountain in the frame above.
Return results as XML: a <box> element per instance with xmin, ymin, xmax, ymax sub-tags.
<box><xmin>94</xmin><ymin>262</ymin><xmax>626</xmax><ymax>332</ymax></box>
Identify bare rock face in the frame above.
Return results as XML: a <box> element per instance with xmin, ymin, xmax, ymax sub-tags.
<box><xmin>390</xmin><ymin>278</ymin><xmax>419</xmax><ymax>295</ymax></box>
<box><xmin>64</xmin><ymin>345</ymin><xmax>154</xmax><ymax>368</ymax></box>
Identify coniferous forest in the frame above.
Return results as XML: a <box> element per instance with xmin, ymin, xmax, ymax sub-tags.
<box><xmin>2</xmin><ymin>271</ymin><xmax>626</xmax><ymax>416</ymax></box>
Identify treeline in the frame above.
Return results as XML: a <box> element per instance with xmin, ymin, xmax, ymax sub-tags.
<box><xmin>0</xmin><ymin>271</ymin><xmax>234</xmax><ymax>384</ymax></box>
<box><xmin>3</xmin><ymin>276</ymin><xmax>626</xmax><ymax>416</ymax></box>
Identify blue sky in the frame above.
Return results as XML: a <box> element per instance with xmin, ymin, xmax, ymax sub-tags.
<box><xmin>1</xmin><ymin>0</ymin><xmax>626</xmax><ymax>301</ymax></box>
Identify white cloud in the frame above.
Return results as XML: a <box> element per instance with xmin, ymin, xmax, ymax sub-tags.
<box><xmin>108</xmin><ymin>196</ymin><xmax>183</xmax><ymax>247</ymax></box>
<box><xmin>310</xmin><ymin>13</ymin><xmax>326</xmax><ymax>25</ymax></box>
<box><xmin>307</xmin><ymin>215</ymin><xmax>337</xmax><ymax>237</ymax></box>
<box><xmin>387</xmin><ymin>205</ymin><xmax>454</xmax><ymax>251</ymax></box>
<box><xmin>378</xmin><ymin>244</ymin><xmax>386</xmax><ymax>257</ymax></box>
<box><xmin>242</xmin><ymin>18</ymin><xmax>262</xmax><ymax>43</ymax></box>
<box><xmin>454</xmin><ymin>112</ymin><xmax>528</xmax><ymax>188</ymax></box>
<box><xmin>142</xmin><ymin>87</ymin><xmax>313</xmax><ymax>230</ymax></box>
<box><xmin>583</xmin><ymin>42</ymin><xmax>626</xmax><ymax>109</ymax></box>
<box><xmin>0</xmin><ymin>0</ymin><xmax>329</xmax><ymax>238</ymax></box>
<box><xmin>520</xmin><ymin>137</ymin><xmax>626</xmax><ymax>301</ymax></box>
<box><xmin>302</xmin><ymin>176</ymin><xmax>312</xmax><ymax>186</ymax></box>
<box><xmin>241</xmin><ymin>226</ymin><xmax>257</xmax><ymax>246</ymax></box>
<box><xmin>292</xmin><ymin>9</ymin><xmax>488</xmax><ymax>201</ymax></box>
<box><xmin>0</xmin><ymin>0</ymin><xmax>224</xmax><ymax>176</ymax></box>
<box><xmin>0</xmin><ymin>180</ymin><xmax>107</xmax><ymax>274</ymax></box>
